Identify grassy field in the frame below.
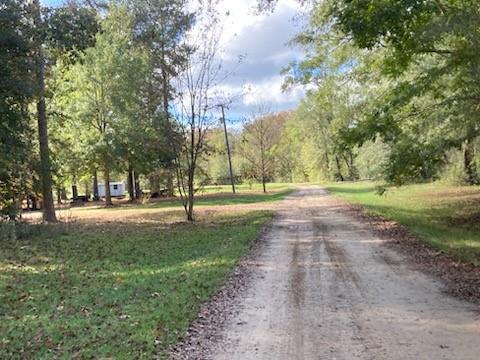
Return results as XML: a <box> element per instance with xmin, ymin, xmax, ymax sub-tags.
<box><xmin>0</xmin><ymin>186</ymin><xmax>290</xmax><ymax>358</ymax></box>
<box><xmin>137</xmin><ymin>186</ymin><xmax>293</xmax><ymax>209</ymax></box>
<box><xmin>23</xmin><ymin>184</ymin><xmax>293</xmax><ymax>222</ymax></box>
<box><xmin>198</xmin><ymin>183</ymin><xmax>294</xmax><ymax>194</ymax></box>
<box><xmin>326</xmin><ymin>181</ymin><xmax>480</xmax><ymax>265</ymax></box>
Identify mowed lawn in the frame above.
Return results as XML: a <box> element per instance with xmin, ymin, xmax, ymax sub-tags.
<box><xmin>326</xmin><ymin>181</ymin><xmax>480</xmax><ymax>265</ymax></box>
<box><xmin>0</xmin><ymin>187</ymin><xmax>291</xmax><ymax>359</ymax></box>
<box><xmin>23</xmin><ymin>185</ymin><xmax>294</xmax><ymax>223</ymax></box>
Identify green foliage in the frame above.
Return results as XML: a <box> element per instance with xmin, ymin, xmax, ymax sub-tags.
<box><xmin>355</xmin><ymin>140</ymin><xmax>389</xmax><ymax>180</ymax></box>
<box><xmin>280</xmin><ymin>0</ymin><xmax>480</xmax><ymax>186</ymax></box>
<box><xmin>0</xmin><ymin>0</ymin><xmax>35</xmax><ymax>218</ymax></box>
<box><xmin>44</xmin><ymin>4</ymin><xmax>99</xmax><ymax>62</ymax></box>
<box><xmin>201</xmin><ymin>128</ymin><xmax>243</xmax><ymax>185</ymax></box>
<box><xmin>325</xmin><ymin>0</ymin><xmax>480</xmax><ymax>184</ymax></box>
<box><xmin>52</xmin><ymin>5</ymin><xmax>150</xmax><ymax>181</ymax></box>
<box><xmin>275</xmin><ymin>77</ymin><xmax>364</xmax><ymax>182</ymax></box>
<box><xmin>239</xmin><ymin>111</ymin><xmax>288</xmax><ymax>188</ymax></box>
<box><xmin>127</xmin><ymin>0</ymin><xmax>193</xmax><ymax>106</ymax></box>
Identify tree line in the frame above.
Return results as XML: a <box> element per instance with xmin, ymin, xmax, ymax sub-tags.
<box><xmin>1</xmin><ymin>0</ymin><xmax>230</xmax><ymax>222</ymax></box>
<box><xmin>2</xmin><ymin>0</ymin><xmax>479</xmax><ymax>222</ymax></box>
<box><xmin>205</xmin><ymin>0</ymin><xmax>480</xmax><ymax>190</ymax></box>
<box><xmin>251</xmin><ymin>0</ymin><xmax>480</xmax><ymax>187</ymax></box>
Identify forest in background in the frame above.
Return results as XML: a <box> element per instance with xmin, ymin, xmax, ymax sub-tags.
<box><xmin>2</xmin><ymin>0</ymin><xmax>480</xmax><ymax>223</ymax></box>
<box><xmin>202</xmin><ymin>0</ymin><xmax>480</xmax><ymax>190</ymax></box>
<box><xmin>2</xmin><ymin>0</ymin><xmax>480</xmax><ymax>357</ymax></box>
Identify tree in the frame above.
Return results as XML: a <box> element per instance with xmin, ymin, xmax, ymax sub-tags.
<box><xmin>265</xmin><ymin>0</ymin><xmax>480</xmax><ymax>185</ymax></box>
<box><xmin>127</xmin><ymin>0</ymin><xmax>193</xmax><ymax>197</ymax></box>
<box><xmin>1</xmin><ymin>0</ymin><xmax>99</xmax><ymax>219</ymax></box>
<box><xmin>0</xmin><ymin>0</ymin><xmax>35</xmax><ymax>219</ymax></box>
<box><xmin>240</xmin><ymin>109</ymin><xmax>286</xmax><ymax>192</ymax></box>
<box><xmin>173</xmin><ymin>5</ymin><xmax>225</xmax><ymax>221</ymax></box>
<box><xmin>55</xmin><ymin>5</ymin><xmax>148</xmax><ymax>206</ymax></box>
<box><xmin>321</xmin><ymin>0</ymin><xmax>480</xmax><ymax>184</ymax></box>
<box><xmin>32</xmin><ymin>0</ymin><xmax>57</xmax><ymax>222</ymax></box>
<box><xmin>44</xmin><ymin>3</ymin><xmax>99</xmax><ymax>62</ymax></box>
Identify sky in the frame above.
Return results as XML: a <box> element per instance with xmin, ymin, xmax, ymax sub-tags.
<box><xmin>41</xmin><ymin>0</ymin><xmax>306</xmax><ymax>119</ymax></box>
<box><xmin>213</xmin><ymin>0</ymin><xmax>305</xmax><ymax>118</ymax></box>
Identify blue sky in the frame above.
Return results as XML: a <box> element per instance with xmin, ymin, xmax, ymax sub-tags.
<box><xmin>41</xmin><ymin>0</ymin><xmax>305</xmax><ymax>118</ymax></box>
<box><xmin>41</xmin><ymin>0</ymin><xmax>62</xmax><ymax>6</ymax></box>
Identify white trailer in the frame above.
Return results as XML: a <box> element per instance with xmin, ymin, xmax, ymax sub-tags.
<box><xmin>98</xmin><ymin>182</ymin><xmax>125</xmax><ymax>197</ymax></box>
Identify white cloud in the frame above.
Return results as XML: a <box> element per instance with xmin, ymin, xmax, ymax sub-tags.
<box><xmin>206</xmin><ymin>0</ymin><xmax>306</xmax><ymax>116</ymax></box>
<box><xmin>243</xmin><ymin>76</ymin><xmax>304</xmax><ymax>106</ymax></box>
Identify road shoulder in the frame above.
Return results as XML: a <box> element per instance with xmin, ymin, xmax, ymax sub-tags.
<box><xmin>332</xmin><ymin>194</ymin><xmax>480</xmax><ymax>304</ymax></box>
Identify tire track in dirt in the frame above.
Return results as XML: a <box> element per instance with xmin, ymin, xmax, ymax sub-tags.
<box><xmin>175</xmin><ymin>187</ymin><xmax>480</xmax><ymax>360</ymax></box>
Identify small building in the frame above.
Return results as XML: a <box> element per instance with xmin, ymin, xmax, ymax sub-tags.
<box><xmin>98</xmin><ymin>182</ymin><xmax>125</xmax><ymax>198</ymax></box>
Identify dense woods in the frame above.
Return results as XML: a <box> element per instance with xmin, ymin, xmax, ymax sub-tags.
<box><xmin>1</xmin><ymin>0</ymin><xmax>479</xmax><ymax>222</ymax></box>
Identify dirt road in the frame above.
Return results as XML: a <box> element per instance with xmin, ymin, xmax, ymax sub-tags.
<box><xmin>210</xmin><ymin>187</ymin><xmax>480</xmax><ymax>359</ymax></box>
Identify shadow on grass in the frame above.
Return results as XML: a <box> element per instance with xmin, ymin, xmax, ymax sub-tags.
<box><xmin>193</xmin><ymin>189</ymin><xmax>293</xmax><ymax>206</ymax></box>
<box><xmin>113</xmin><ymin>188</ymin><xmax>294</xmax><ymax>211</ymax></box>
<box><xmin>0</xmin><ymin>211</ymin><xmax>272</xmax><ymax>358</ymax></box>
<box><xmin>331</xmin><ymin>193</ymin><xmax>480</xmax><ymax>265</ymax></box>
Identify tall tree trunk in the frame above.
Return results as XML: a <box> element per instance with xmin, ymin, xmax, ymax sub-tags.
<box><xmin>260</xmin><ymin>141</ymin><xmax>267</xmax><ymax>193</ymax></box>
<box><xmin>72</xmin><ymin>175</ymin><xmax>78</xmax><ymax>201</ymax></box>
<box><xmin>149</xmin><ymin>173</ymin><xmax>160</xmax><ymax>196</ymax></box>
<box><xmin>335</xmin><ymin>156</ymin><xmax>345</xmax><ymax>182</ymax></box>
<box><xmin>72</xmin><ymin>184</ymin><xmax>78</xmax><ymax>201</ymax></box>
<box><xmin>56</xmin><ymin>187</ymin><xmax>61</xmax><ymax>205</ymax></box>
<box><xmin>187</xmin><ymin>173</ymin><xmax>194</xmax><ymax>221</ymax></box>
<box><xmin>166</xmin><ymin>170</ymin><xmax>174</xmax><ymax>197</ymax></box>
<box><xmin>127</xmin><ymin>166</ymin><xmax>135</xmax><ymax>201</ymax></box>
<box><xmin>464</xmin><ymin>138</ymin><xmax>479</xmax><ymax>185</ymax></box>
<box><xmin>134</xmin><ymin>172</ymin><xmax>141</xmax><ymax>199</ymax></box>
<box><xmin>33</xmin><ymin>0</ymin><xmax>56</xmax><ymax>222</ymax></box>
<box><xmin>161</xmin><ymin>66</ymin><xmax>169</xmax><ymax>121</ymax></box>
<box><xmin>92</xmin><ymin>170</ymin><xmax>99</xmax><ymax>201</ymax></box>
<box><xmin>104</xmin><ymin>166</ymin><xmax>112</xmax><ymax>206</ymax></box>
<box><xmin>84</xmin><ymin>181</ymin><xmax>90</xmax><ymax>199</ymax></box>
<box><xmin>162</xmin><ymin>59</ymin><xmax>176</xmax><ymax>199</ymax></box>
<box><xmin>343</xmin><ymin>151</ymin><xmax>358</xmax><ymax>181</ymax></box>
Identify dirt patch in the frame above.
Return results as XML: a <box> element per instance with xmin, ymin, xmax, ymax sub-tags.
<box><xmin>339</xmin><ymin>201</ymin><xmax>480</xmax><ymax>304</ymax></box>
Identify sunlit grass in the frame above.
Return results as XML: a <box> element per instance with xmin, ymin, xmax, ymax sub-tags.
<box><xmin>326</xmin><ymin>181</ymin><xmax>480</xmax><ymax>265</ymax></box>
<box><xmin>0</xmin><ymin>210</ymin><xmax>273</xmax><ymax>358</ymax></box>
<box><xmin>70</xmin><ymin>184</ymin><xmax>293</xmax><ymax>212</ymax></box>
<box><xmin>198</xmin><ymin>182</ymin><xmax>293</xmax><ymax>194</ymax></box>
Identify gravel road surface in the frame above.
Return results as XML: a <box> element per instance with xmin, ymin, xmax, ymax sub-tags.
<box><xmin>210</xmin><ymin>187</ymin><xmax>480</xmax><ymax>360</ymax></box>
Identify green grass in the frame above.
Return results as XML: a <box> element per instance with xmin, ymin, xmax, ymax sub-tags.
<box><xmin>74</xmin><ymin>185</ymin><xmax>293</xmax><ymax>213</ymax></box>
<box><xmin>0</xmin><ymin>211</ymin><xmax>273</xmax><ymax>359</ymax></box>
<box><xmin>180</xmin><ymin>188</ymin><xmax>293</xmax><ymax>207</ymax></box>
<box><xmin>148</xmin><ymin>187</ymin><xmax>293</xmax><ymax>208</ymax></box>
<box><xmin>198</xmin><ymin>183</ymin><xmax>293</xmax><ymax>194</ymax></box>
<box><xmin>326</xmin><ymin>181</ymin><xmax>480</xmax><ymax>265</ymax></box>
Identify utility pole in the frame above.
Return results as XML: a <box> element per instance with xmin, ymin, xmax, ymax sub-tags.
<box><xmin>220</xmin><ymin>105</ymin><xmax>236</xmax><ymax>194</ymax></box>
